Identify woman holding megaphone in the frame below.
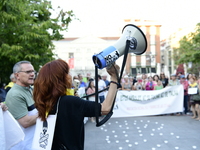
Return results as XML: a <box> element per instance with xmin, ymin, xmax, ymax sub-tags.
<box><xmin>33</xmin><ymin>59</ymin><xmax>119</xmax><ymax>150</ymax></box>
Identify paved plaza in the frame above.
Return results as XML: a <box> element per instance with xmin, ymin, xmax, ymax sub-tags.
<box><xmin>84</xmin><ymin>115</ymin><xmax>200</xmax><ymax>150</ymax></box>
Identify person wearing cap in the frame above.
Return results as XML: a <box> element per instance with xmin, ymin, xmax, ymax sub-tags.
<box><xmin>177</xmin><ymin>72</ymin><xmax>183</xmax><ymax>80</ymax></box>
<box><xmin>168</xmin><ymin>74</ymin><xmax>180</xmax><ymax>86</ymax></box>
<box><xmin>180</xmin><ymin>75</ymin><xmax>189</xmax><ymax>114</ymax></box>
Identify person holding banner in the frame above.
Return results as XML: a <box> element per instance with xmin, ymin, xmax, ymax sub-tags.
<box><xmin>122</xmin><ymin>75</ymin><xmax>133</xmax><ymax>91</ymax></box>
<box><xmin>154</xmin><ymin>80</ymin><xmax>163</xmax><ymax>90</ymax></box>
<box><xmin>168</xmin><ymin>74</ymin><xmax>180</xmax><ymax>86</ymax></box>
<box><xmin>134</xmin><ymin>77</ymin><xmax>144</xmax><ymax>91</ymax></box>
<box><xmin>5</xmin><ymin>61</ymin><xmax>38</xmax><ymax>150</ymax></box>
<box><xmin>33</xmin><ymin>59</ymin><xmax>119</xmax><ymax>150</ymax></box>
<box><xmin>153</xmin><ymin>74</ymin><xmax>160</xmax><ymax>86</ymax></box>
<box><xmin>160</xmin><ymin>72</ymin><xmax>168</xmax><ymax>88</ymax></box>
<box><xmin>188</xmin><ymin>76</ymin><xmax>200</xmax><ymax>120</ymax></box>
<box><xmin>180</xmin><ymin>75</ymin><xmax>189</xmax><ymax>115</ymax></box>
<box><xmin>145</xmin><ymin>76</ymin><xmax>155</xmax><ymax>90</ymax></box>
<box><xmin>168</xmin><ymin>74</ymin><xmax>181</xmax><ymax>115</ymax></box>
<box><xmin>0</xmin><ymin>102</ymin><xmax>8</xmax><ymax>111</ymax></box>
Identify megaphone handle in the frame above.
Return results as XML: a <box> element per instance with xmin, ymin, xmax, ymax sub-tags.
<box><xmin>94</xmin><ymin>64</ymin><xmax>117</xmax><ymax>127</ymax></box>
<box><xmin>119</xmin><ymin>40</ymin><xmax>131</xmax><ymax>80</ymax></box>
<box><xmin>96</xmin><ymin>112</ymin><xmax>113</xmax><ymax>127</ymax></box>
<box><xmin>95</xmin><ymin>40</ymin><xmax>130</xmax><ymax>127</ymax></box>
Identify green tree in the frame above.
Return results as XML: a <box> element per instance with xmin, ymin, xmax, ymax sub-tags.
<box><xmin>187</xmin><ymin>64</ymin><xmax>200</xmax><ymax>76</ymax></box>
<box><xmin>0</xmin><ymin>0</ymin><xmax>76</xmax><ymax>84</ymax></box>
<box><xmin>173</xmin><ymin>23</ymin><xmax>200</xmax><ymax>74</ymax></box>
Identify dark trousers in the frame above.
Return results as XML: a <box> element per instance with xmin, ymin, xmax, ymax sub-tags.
<box><xmin>184</xmin><ymin>95</ymin><xmax>189</xmax><ymax>114</ymax></box>
<box><xmin>99</xmin><ymin>96</ymin><xmax>105</xmax><ymax>103</ymax></box>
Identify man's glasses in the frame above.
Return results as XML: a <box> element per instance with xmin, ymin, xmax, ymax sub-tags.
<box><xmin>18</xmin><ymin>70</ymin><xmax>36</xmax><ymax>74</ymax></box>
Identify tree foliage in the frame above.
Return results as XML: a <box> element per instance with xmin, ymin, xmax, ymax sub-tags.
<box><xmin>173</xmin><ymin>23</ymin><xmax>200</xmax><ymax>72</ymax></box>
<box><xmin>187</xmin><ymin>64</ymin><xmax>200</xmax><ymax>76</ymax></box>
<box><xmin>173</xmin><ymin>23</ymin><xmax>200</xmax><ymax>74</ymax></box>
<box><xmin>0</xmin><ymin>0</ymin><xmax>76</xmax><ymax>84</ymax></box>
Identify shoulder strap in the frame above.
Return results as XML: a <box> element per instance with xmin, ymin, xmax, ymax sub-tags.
<box><xmin>55</xmin><ymin>96</ymin><xmax>61</xmax><ymax>114</ymax></box>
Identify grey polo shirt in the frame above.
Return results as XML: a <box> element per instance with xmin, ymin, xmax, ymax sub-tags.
<box><xmin>5</xmin><ymin>83</ymin><xmax>35</xmax><ymax>120</ymax></box>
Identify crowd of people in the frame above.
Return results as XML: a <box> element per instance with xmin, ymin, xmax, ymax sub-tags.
<box><xmin>72</xmin><ymin>72</ymin><xmax>200</xmax><ymax>121</ymax></box>
<box><xmin>122</xmin><ymin>72</ymin><xmax>200</xmax><ymax>120</ymax></box>
<box><xmin>0</xmin><ymin>59</ymin><xmax>119</xmax><ymax>150</ymax></box>
<box><xmin>0</xmin><ymin>60</ymin><xmax>200</xmax><ymax>150</ymax></box>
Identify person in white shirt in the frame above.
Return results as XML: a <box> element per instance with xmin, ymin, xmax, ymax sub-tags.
<box><xmin>97</xmin><ymin>75</ymin><xmax>106</xmax><ymax>103</ymax></box>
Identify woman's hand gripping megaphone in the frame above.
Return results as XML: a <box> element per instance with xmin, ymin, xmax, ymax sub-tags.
<box><xmin>106</xmin><ymin>63</ymin><xmax>120</xmax><ymax>83</ymax></box>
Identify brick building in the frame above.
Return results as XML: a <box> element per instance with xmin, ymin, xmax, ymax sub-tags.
<box><xmin>53</xmin><ymin>19</ymin><xmax>162</xmax><ymax>77</ymax></box>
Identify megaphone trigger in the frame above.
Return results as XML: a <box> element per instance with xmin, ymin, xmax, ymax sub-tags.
<box><xmin>106</xmin><ymin>64</ymin><xmax>112</xmax><ymax>69</ymax></box>
<box><xmin>129</xmin><ymin>37</ymin><xmax>137</xmax><ymax>51</ymax></box>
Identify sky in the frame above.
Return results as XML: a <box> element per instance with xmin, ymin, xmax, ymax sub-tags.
<box><xmin>50</xmin><ymin>0</ymin><xmax>200</xmax><ymax>40</ymax></box>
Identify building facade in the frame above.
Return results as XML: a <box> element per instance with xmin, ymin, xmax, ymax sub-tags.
<box><xmin>53</xmin><ymin>35</ymin><xmax>120</xmax><ymax>77</ymax></box>
<box><xmin>160</xmin><ymin>25</ymin><xmax>196</xmax><ymax>77</ymax></box>
<box><xmin>53</xmin><ymin>19</ymin><xmax>162</xmax><ymax>77</ymax></box>
<box><xmin>123</xmin><ymin>19</ymin><xmax>161</xmax><ymax>76</ymax></box>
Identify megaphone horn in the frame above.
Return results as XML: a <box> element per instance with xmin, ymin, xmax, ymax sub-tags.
<box><xmin>92</xmin><ymin>24</ymin><xmax>147</xmax><ymax>69</ymax></box>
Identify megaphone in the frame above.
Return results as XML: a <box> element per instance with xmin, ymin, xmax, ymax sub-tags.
<box><xmin>92</xmin><ymin>24</ymin><xmax>147</xmax><ymax>69</ymax></box>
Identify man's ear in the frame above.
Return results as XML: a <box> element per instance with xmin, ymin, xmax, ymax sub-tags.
<box><xmin>14</xmin><ymin>72</ymin><xmax>19</xmax><ymax>80</ymax></box>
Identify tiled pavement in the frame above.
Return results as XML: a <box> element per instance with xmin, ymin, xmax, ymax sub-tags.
<box><xmin>84</xmin><ymin>115</ymin><xmax>200</xmax><ymax>150</ymax></box>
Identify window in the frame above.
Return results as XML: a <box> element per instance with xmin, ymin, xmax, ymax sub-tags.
<box><xmin>151</xmin><ymin>68</ymin><xmax>156</xmax><ymax>73</ymax></box>
<box><xmin>162</xmin><ymin>55</ymin><xmax>165</xmax><ymax>61</ymax></box>
<box><xmin>141</xmin><ymin>68</ymin><xmax>146</xmax><ymax>73</ymax></box>
<box><xmin>132</xmin><ymin>68</ymin><xmax>137</xmax><ymax>76</ymax></box>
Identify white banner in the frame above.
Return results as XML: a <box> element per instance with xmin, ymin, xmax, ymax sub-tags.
<box><xmin>0</xmin><ymin>109</ymin><xmax>25</xmax><ymax>150</ymax></box>
<box><xmin>111</xmin><ymin>85</ymin><xmax>184</xmax><ymax>118</ymax></box>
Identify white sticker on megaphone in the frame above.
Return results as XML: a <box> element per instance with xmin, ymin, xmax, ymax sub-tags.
<box><xmin>105</xmin><ymin>50</ymin><xmax>120</xmax><ymax>66</ymax></box>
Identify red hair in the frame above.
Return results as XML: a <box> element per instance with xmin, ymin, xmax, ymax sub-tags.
<box><xmin>33</xmin><ymin>59</ymin><xmax>72</xmax><ymax>121</ymax></box>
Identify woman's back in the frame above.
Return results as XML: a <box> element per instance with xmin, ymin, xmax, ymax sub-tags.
<box><xmin>51</xmin><ymin>96</ymin><xmax>101</xmax><ymax>150</ymax></box>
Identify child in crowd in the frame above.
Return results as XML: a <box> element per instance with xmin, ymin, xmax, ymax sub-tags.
<box><xmin>154</xmin><ymin>80</ymin><xmax>163</xmax><ymax>90</ymax></box>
